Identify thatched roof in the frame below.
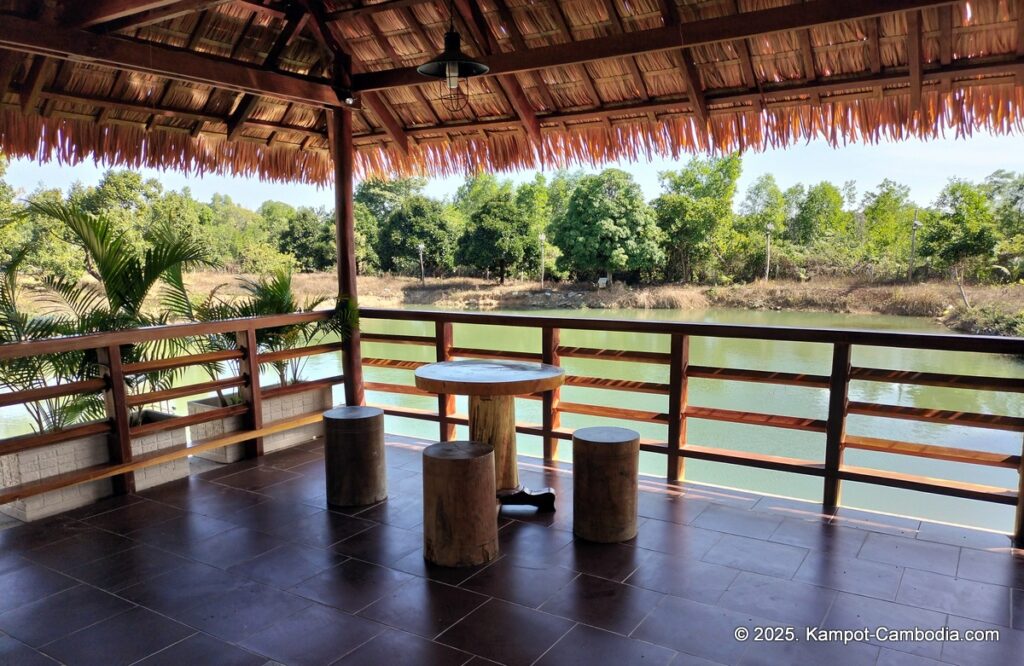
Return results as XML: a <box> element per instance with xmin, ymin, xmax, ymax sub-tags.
<box><xmin>0</xmin><ymin>1</ymin><xmax>1021</xmax><ymax>183</ymax></box>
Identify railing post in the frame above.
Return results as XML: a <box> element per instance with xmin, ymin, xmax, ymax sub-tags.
<box><xmin>236</xmin><ymin>326</ymin><xmax>264</xmax><ymax>458</ymax></box>
<box><xmin>667</xmin><ymin>334</ymin><xmax>689</xmax><ymax>482</ymax></box>
<box><xmin>823</xmin><ymin>342</ymin><xmax>852</xmax><ymax>511</ymax></box>
<box><xmin>434</xmin><ymin>321</ymin><xmax>456</xmax><ymax>442</ymax></box>
<box><xmin>96</xmin><ymin>345</ymin><xmax>134</xmax><ymax>494</ymax></box>
<box><xmin>1015</xmin><ymin>437</ymin><xmax>1024</xmax><ymax>548</ymax></box>
<box><xmin>542</xmin><ymin>327</ymin><xmax>561</xmax><ymax>462</ymax></box>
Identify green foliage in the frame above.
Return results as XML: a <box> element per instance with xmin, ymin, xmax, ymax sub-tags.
<box><xmin>279</xmin><ymin>207</ymin><xmax>335</xmax><ymax>273</ymax></box>
<box><xmin>920</xmin><ymin>180</ymin><xmax>999</xmax><ymax>272</ymax></box>
<box><xmin>379</xmin><ymin>195</ymin><xmax>460</xmax><ymax>276</ymax></box>
<box><xmin>551</xmin><ymin>169</ymin><xmax>664</xmax><ymax>282</ymax></box>
<box><xmin>653</xmin><ymin>155</ymin><xmax>741</xmax><ymax>282</ymax></box>
<box><xmin>354</xmin><ymin>176</ymin><xmax>426</xmax><ymax>228</ymax></box>
<box><xmin>459</xmin><ymin>190</ymin><xmax>533</xmax><ymax>283</ymax></box>
<box><xmin>354</xmin><ymin>201</ymin><xmax>380</xmax><ymax>275</ymax></box>
<box><xmin>789</xmin><ymin>182</ymin><xmax>851</xmax><ymax>244</ymax></box>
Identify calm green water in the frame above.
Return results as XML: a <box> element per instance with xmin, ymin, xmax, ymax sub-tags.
<box><xmin>2</xmin><ymin>307</ymin><xmax>1022</xmax><ymax>532</ymax></box>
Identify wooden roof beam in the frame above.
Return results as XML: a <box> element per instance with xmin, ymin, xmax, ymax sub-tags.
<box><xmin>94</xmin><ymin>0</ymin><xmax>233</xmax><ymax>33</ymax></box>
<box><xmin>939</xmin><ymin>5</ymin><xmax>953</xmax><ymax>65</ymax></box>
<box><xmin>866</xmin><ymin>17</ymin><xmax>882</xmax><ymax>74</ymax></box>
<box><xmin>19</xmin><ymin>56</ymin><xmax>52</xmax><ymax>114</ymax></box>
<box><xmin>361</xmin><ymin>13</ymin><xmax>441</xmax><ymax>124</ymax></box>
<box><xmin>353</xmin><ymin>0</ymin><xmax>957</xmax><ymax>91</ymax></box>
<box><xmin>600</xmin><ymin>0</ymin><xmax>652</xmax><ymax>99</ymax></box>
<box><xmin>545</xmin><ymin>0</ymin><xmax>601</xmax><ymax>106</ymax></box>
<box><xmin>0</xmin><ymin>49</ymin><xmax>21</xmax><ymax>101</ymax></box>
<box><xmin>0</xmin><ymin>13</ymin><xmax>341</xmax><ymax>107</ymax></box>
<box><xmin>907</xmin><ymin>10</ymin><xmax>923</xmax><ymax>114</ymax></box>
<box><xmin>325</xmin><ymin>0</ymin><xmax>431</xmax><ymax>21</ymax></box>
<box><xmin>63</xmin><ymin>1</ymin><xmax>182</xmax><ymax>29</ymax></box>
<box><xmin>491</xmin><ymin>0</ymin><xmax>558</xmax><ymax>110</ymax></box>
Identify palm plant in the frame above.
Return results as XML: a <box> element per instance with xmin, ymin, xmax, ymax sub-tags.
<box><xmin>25</xmin><ymin>200</ymin><xmax>215</xmax><ymax>425</ymax></box>
<box><xmin>0</xmin><ymin>247</ymin><xmax>104</xmax><ymax>433</ymax></box>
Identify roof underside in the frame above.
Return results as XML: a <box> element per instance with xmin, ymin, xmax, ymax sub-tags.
<box><xmin>0</xmin><ymin>0</ymin><xmax>1021</xmax><ymax>184</ymax></box>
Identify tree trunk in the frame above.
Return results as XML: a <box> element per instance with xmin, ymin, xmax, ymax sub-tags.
<box><xmin>606</xmin><ymin>268</ymin><xmax>613</xmax><ymax>285</ymax></box>
<box><xmin>954</xmin><ymin>265</ymin><xmax>971</xmax><ymax>309</ymax></box>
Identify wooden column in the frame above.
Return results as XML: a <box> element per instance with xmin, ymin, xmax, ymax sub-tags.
<box><xmin>235</xmin><ymin>326</ymin><xmax>264</xmax><ymax>458</ymax></box>
<box><xmin>666</xmin><ymin>334</ymin><xmax>689</xmax><ymax>482</ymax></box>
<box><xmin>541</xmin><ymin>326</ymin><xmax>561</xmax><ymax>462</ymax></box>
<box><xmin>435</xmin><ymin>321</ymin><xmax>456</xmax><ymax>441</ymax></box>
<box><xmin>330</xmin><ymin>107</ymin><xmax>364</xmax><ymax>407</ymax></box>
<box><xmin>1015</xmin><ymin>435</ymin><xmax>1024</xmax><ymax>548</ymax></box>
<box><xmin>96</xmin><ymin>345</ymin><xmax>134</xmax><ymax>494</ymax></box>
<box><xmin>823</xmin><ymin>342</ymin><xmax>852</xmax><ymax>511</ymax></box>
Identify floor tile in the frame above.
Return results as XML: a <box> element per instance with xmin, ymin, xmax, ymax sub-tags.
<box><xmin>173</xmin><ymin>581</ymin><xmax>312</xmax><ymax>642</ymax></box>
<box><xmin>289</xmin><ymin>558</ymin><xmax>413</xmax><ymax>613</ymax></box>
<box><xmin>0</xmin><ymin>585</ymin><xmax>133</xmax><ymax>648</ymax></box>
<box><xmin>23</xmin><ymin>529</ymin><xmax>134</xmax><ymax>572</ymax></box>
<box><xmin>177</xmin><ymin>526</ymin><xmax>284</xmax><ymax>569</ymax></box>
<box><xmin>67</xmin><ymin>544</ymin><xmax>188</xmax><ymax>592</ymax></box>
<box><xmin>940</xmin><ymin>615</ymin><xmax>1024</xmax><ymax>665</ymax></box>
<box><xmin>437</xmin><ymin>599</ymin><xmax>574</xmax><ymax>666</ymax></box>
<box><xmin>737</xmin><ymin>635</ymin><xmax>879</xmax><ymax>666</ymax></box>
<box><xmin>389</xmin><ymin>548</ymin><xmax>495</xmax><ymax>586</ymax></box>
<box><xmin>219</xmin><ymin>498</ymin><xmax>323</xmax><ymax>534</ymax></box>
<box><xmin>359</xmin><ymin>578</ymin><xmax>488</xmax><ymax>639</ymax></box>
<box><xmin>353</xmin><ymin>494</ymin><xmax>424</xmax><ymax>531</ymax></box>
<box><xmin>540</xmin><ymin>573</ymin><xmax>664</xmax><ymax>634</ymax></box>
<box><xmin>496</xmin><ymin>521</ymin><xmax>575</xmax><ymax>562</ymax></box>
<box><xmin>240</xmin><ymin>604</ymin><xmax>384</xmax><ymax>666</ymax></box>
<box><xmin>273</xmin><ymin>508</ymin><xmax>376</xmax><ymax>548</ymax></box>
<box><xmin>692</xmin><ymin>504</ymin><xmax>783</xmax><ymax>540</ymax></box>
<box><xmin>794</xmin><ymin>551</ymin><xmax>903</xmax><ymax>600</ymax></box>
<box><xmin>335</xmin><ymin>628</ymin><xmax>471</xmax><ymax>666</ymax></box>
<box><xmin>717</xmin><ymin>571</ymin><xmax>835</xmax><ymax>627</ymax></box>
<box><xmin>39</xmin><ymin>607</ymin><xmax>194</xmax><ymax>666</ymax></box>
<box><xmin>896</xmin><ymin>568</ymin><xmax>1011</xmax><ymax>626</ymax></box>
<box><xmin>126</xmin><ymin>512</ymin><xmax>237</xmax><ymax>553</ymax></box>
<box><xmin>460</xmin><ymin>555</ymin><xmax>578</xmax><ymax>608</ymax></box>
<box><xmin>822</xmin><ymin>591</ymin><xmax>948</xmax><ymax>659</ymax></box>
<box><xmin>0</xmin><ymin>517</ymin><xmax>88</xmax><ymax>552</ymax></box>
<box><xmin>636</xmin><ymin>491</ymin><xmax>708</xmax><ymax>525</ymax></box>
<box><xmin>213</xmin><ymin>466</ymin><xmax>301</xmax><ymax>492</ymax></box>
<box><xmin>631</xmin><ymin>519</ymin><xmax>723</xmax><ymax>559</ymax></box>
<box><xmin>956</xmin><ymin>547</ymin><xmax>1024</xmax><ymax>589</ymax></box>
<box><xmin>536</xmin><ymin>623</ymin><xmax>676</xmax><ymax>666</ymax></box>
<box><xmin>82</xmin><ymin>499</ymin><xmax>183</xmax><ymax>535</ymax></box>
<box><xmin>701</xmin><ymin>534</ymin><xmax>809</xmax><ymax>579</ymax></box>
<box><xmin>134</xmin><ymin>633</ymin><xmax>267</xmax><ymax>666</ymax></box>
<box><xmin>858</xmin><ymin>532</ymin><xmax>960</xmax><ymax>575</ymax></box>
<box><xmin>914</xmin><ymin>522</ymin><xmax>1011</xmax><ymax>550</ymax></box>
<box><xmin>334</xmin><ymin>523</ymin><xmax>424</xmax><ymax>566</ymax></box>
<box><xmin>876</xmin><ymin>649</ymin><xmax>945</xmax><ymax>666</ymax></box>
<box><xmin>119</xmin><ymin>561</ymin><xmax>249</xmax><ymax>616</ymax></box>
<box><xmin>0</xmin><ymin>633</ymin><xmax>58</xmax><ymax>665</ymax></box>
<box><xmin>626</xmin><ymin>550</ymin><xmax>740</xmax><ymax>604</ymax></box>
<box><xmin>631</xmin><ymin>595</ymin><xmax>759</xmax><ymax>665</ymax></box>
<box><xmin>831</xmin><ymin>508</ymin><xmax>920</xmax><ymax>538</ymax></box>
<box><xmin>548</xmin><ymin>539</ymin><xmax>655</xmax><ymax>582</ymax></box>
<box><xmin>227</xmin><ymin>543</ymin><xmax>345</xmax><ymax>589</ymax></box>
<box><xmin>0</xmin><ymin>563</ymin><xmax>78</xmax><ymax>613</ymax></box>
<box><xmin>768</xmin><ymin>517</ymin><xmax>868</xmax><ymax>555</ymax></box>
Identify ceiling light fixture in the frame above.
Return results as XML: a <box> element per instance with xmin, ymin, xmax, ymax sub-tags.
<box><xmin>416</xmin><ymin>0</ymin><xmax>488</xmax><ymax>112</ymax></box>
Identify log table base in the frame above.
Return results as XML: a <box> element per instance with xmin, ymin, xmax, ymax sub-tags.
<box><xmin>469</xmin><ymin>394</ymin><xmax>556</xmax><ymax>512</ymax></box>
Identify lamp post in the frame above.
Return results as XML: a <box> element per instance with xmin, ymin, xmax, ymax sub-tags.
<box><xmin>539</xmin><ymin>232</ymin><xmax>546</xmax><ymax>288</ymax></box>
<box><xmin>908</xmin><ymin>211</ymin><xmax>922</xmax><ymax>283</ymax></box>
<box><xmin>765</xmin><ymin>223</ymin><xmax>775</xmax><ymax>281</ymax></box>
<box><xmin>417</xmin><ymin>242</ymin><xmax>426</xmax><ymax>285</ymax></box>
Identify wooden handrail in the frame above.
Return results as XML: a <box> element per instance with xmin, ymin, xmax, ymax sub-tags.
<box><xmin>0</xmin><ymin>379</ymin><xmax>106</xmax><ymax>409</ymax></box>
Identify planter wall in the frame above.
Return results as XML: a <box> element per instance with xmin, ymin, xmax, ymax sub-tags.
<box><xmin>0</xmin><ymin>410</ymin><xmax>187</xmax><ymax>522</ymax></box>
<box><xmin>188</xmin><ymin>384</ymin><xmax>334</xmax><ymax>463</ymax></box>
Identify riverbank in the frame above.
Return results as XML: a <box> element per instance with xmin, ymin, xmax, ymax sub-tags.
<box><xmin>179</xmin><ymin>273</ymin><xmax>1024</xmax><ymax>337</ymax></box>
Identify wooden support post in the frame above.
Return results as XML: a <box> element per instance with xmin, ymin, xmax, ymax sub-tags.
<box><xmin>96</xmin><ymin>345</ymin><xmax>134</xmax><ymax>494</ymax></box>
<box><xmin>542</xmin><ymin>327</ymin><xmax>561</xmax><ymax>462</ymax></box>
<box><xmin>907</xmin><ymin>10</ymin><xmax>923</xmax><ymax>115</ymax></box>
<box><xmin>667</xmin><ymin>334</ymin><xmax>689</xmax><ymax>482</ymax></box>
<box><xmin>330</xmin><ymin>107</ymin><xmax>365</xmax><ymax>407</ymax></box>
<box><xmin>823</xmin><ymin>342</ymin><xmax>852</xmax><ymax>511</ymax></box>
<box><xmin>236</xmin><ymin>326</ymin><xmax>264</xmax><ymax>458</ymax></box>
<box><xmin>1015</xmin><ymin>436</ymin><xmax>1024</xmax><ymax>548</ymax></box>
<box><xmin>435</xmin><ymin>321</ymin><xmax>456</xmax><ymax>442</ymax></box>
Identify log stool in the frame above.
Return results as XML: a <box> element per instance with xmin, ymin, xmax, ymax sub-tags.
<box><xmin>572</xmin><ymin>426</ymin><xmax>640</xmax><ymax>543</ymax></box>
<box><xmin>422</xmin><ymin>441</ymin><xmax>499</xmax><ymax>567</ymax></box>
<box><xmin>323</xmin><ymin>406</ymin><xmax>386</xmax><ymax>508</ymax></box>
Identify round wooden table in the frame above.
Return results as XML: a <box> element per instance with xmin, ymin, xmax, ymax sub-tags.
<box><xmin>415</xmin><ymin>359</ymin><xmax>565</xmax><ymax>511</ymax></box>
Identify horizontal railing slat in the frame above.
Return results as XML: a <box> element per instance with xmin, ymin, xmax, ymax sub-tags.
<box><xmin>848</xmin><ymin>401</ymin><xmax>1024</xmax><ymax>432</ymax></box>
<box><xmin>361</xmin><ymin>332</ymin><xmax>434</xmax><ymax>346</ymax></box>
<box><xmin>450</xmin><ymin>347</ymin><xmax>542</xmax><ymax>362</ymax></box>
<box><xmin>843</xmin><ymin>434</ymin><xmax>1022</xmax><ymax>468</ymax></box>
<box><xmin>839</xmin><ymin>465</ymin><xmax>1018</xmax><ymax>505</ymax></box>
<box><xmin>0</xmin><ymin>421</ymin><xmax>112</xmax><ymax>456</ymax></box>
<box><xmin>123</xmin><ymin>349</ymin><xmax>243</xmax><ymax>374</ymax></box>
<box><xmin>556</xmin><ymin>346</ymin><xmax>670</xmax><ymax>364</ymax></box>
<box><xmin>688</xmin><ymin>366</ymin><xmax>830</xmax><ymax>389</ymax></box>
<box><xmin>125</xmin><ymin>377</ymin><xmax>245</xmax><ymax>408</ymax></box>
<box><xmin>258</xmin><ymin>341</ymin><xmax>346</xmax><ymax>364</ymax></box>
<box><xmin>0</xmin><ymin>379</ymin><xmax>106</xmax><ymax>409</ymax></box>
<box><xmin>850</xmin><ymin>367</ymin><xmax>1024</xmax><ymax>392</ymax></box>
<box><xmin>260</xmin><ymin>374</ymin><xmax>345</xmax><ymax>400</ymax></box>
<box><xmin>128</xmin><ymin>403</ymin><xmax>249</xmax><ymax>438</ymax></box>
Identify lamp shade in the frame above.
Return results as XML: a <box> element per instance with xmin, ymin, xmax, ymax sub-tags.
<box><xmin>417</xmin><ymin>31</ymin><xmax>489</xmax><ymax>80</ymax></box>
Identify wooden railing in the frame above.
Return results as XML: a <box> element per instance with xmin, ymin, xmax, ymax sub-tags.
<box><xmin>1</xmin><ymin>307</ymin><xmax>1023</xmax><ymax>544</ymax></box>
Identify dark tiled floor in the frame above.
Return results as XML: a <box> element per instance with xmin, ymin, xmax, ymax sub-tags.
<box><xmin>1</xmin><ymin>435</ymin><xmax>1023</xmax><ymax>665</ymax></box>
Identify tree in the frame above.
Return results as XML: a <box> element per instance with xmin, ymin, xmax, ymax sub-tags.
<box><xmin>652</xmin><ymin>154</ymin><xmax>741</xmax><ymax>282</ymax></box>
<box><xmin>279</xmin><ymin>207</ymin><xmax>335</xmax><ymax>272</ymax></box>
<box><xmin>459</xmin><ymin>190</ymin><xmax>532</xmax><ymax>283</ymax></box>
<box><xmin>551</xmin><ymin>169</ymin><xmax>663</xmax><ymax>282</ymax></box>
<box><xmin>736</xmin><ymin>174</ymin><xmax>786</xmax><ymax>279</ymax></box>
<box><xmin>861</xmin><ymin>179</ymin><xmax>917</xmax><ymax>261</ymax></box>
<box><xmin>789</xmin><ymin>182</ymin><xmax>851</xmax><ymax>244</ymax></box>
<box><xmin>454</xmin><ymin>172</ymin><xmax>509</xmax><ymax>221</ymax></box>
<box><xmin>354</xmin><ymin>176</ymin><xmax>426</xmax><ymax>227</ymax></box>
<box><xmin>354</xmin><ymin>201</ymin><xmax>380</xmax><ymax>275</ymax></box>
<box><xmin>920</xmin><ymin>180</ymin><xmax>999</xmax><ymax>306</ymax></box>
<box><xmin>379</xmin><ymin>195</ymin><xmax>460</xmax><ymax>276</ymax></box>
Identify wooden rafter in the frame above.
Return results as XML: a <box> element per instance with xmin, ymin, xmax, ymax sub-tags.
<box><xmin>656</xmin><ymin>0</ymin><xmax>706</xmax><ymax>124</ymax></box>
<box><xmin>599</xmin><ymin>0</ymin><xmax>651</xmax><ymax>99</ymax></box>
<box><xmin>297</xmin><ymin>0</ymin><xmax>411</xmax><ymax>155</ymax></box>
<box><xmin>866</xmin><ymin>17</ymin><xmax>882</xmax><ymax>74</ymax></box>
<box><xmin>0</xmin><ymin>49</ymin><xmax>21</xmax><ymax>100</ymax></box>
<box><xmin>19</xmin><ymin>56</ymin><xmax>51</xmax><ymax>114</ymax></box>
<box><xmin>491</xmin><ymin>0</ymin><xmax>557</xmax><ymax>110</ymax></box>
<box><xmin>545</xmin><ymin>0</ymin><xmax>601</xmax><ymax>106</ymax></box>
<box><xmin>728</xmin><ymin>0</ymin><xmax>758</xmax><ymax>89</ymax></box>
<box><xmin>939</xmin><ymin>5</ymin><xmax>953</xmax><ymax>65</ymax></box>
<box><xmin>907</xmin><ymin>10</ymin><xmax>923</xmax><ymax>113</ymax></box>
<box><xmin>94</xmin><ymin>0</ymin><xmax>232</xmax><ymax>33</ymax></box>
<box><xmin>361</xmin><ymin>13</ymin><xmax>441</xmax><ymax>125</ymax></box>
<box><xmin>0</xmin><ymin>13</ymin><xmax>341</xmax><ymax>107</ymax></box>
<box><xmin>63</xmin><ymin>1</ymin><xmax>181</xmax><ymax>29</ymax></box>
<box><xmin>325</xmin><ymin>0</ymin><xmax>430</xmax><ymax>21</ymax></box>
<box><xmin>353</xmin><ymin>0</ymin><xmax>957</xmax><ymax>91</ymax></box>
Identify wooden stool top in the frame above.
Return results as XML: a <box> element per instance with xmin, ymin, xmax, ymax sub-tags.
<box><xmin>424</xmin><ymin>441</ymin><xmax>493</xmax><ymax>461</ymax></box>
<box><xmin>324</xmin><ymin>406</ymin><xmax>383</xmax><ymax>421</ymax></box>
<box><xmin>415</xmin><ymin>360</ymin><xmax>564</xmax><ymax>397</ymax></box>
<box><xmin>573</xmin><ymin>426</ymin><xmax>640</xmax><ymax>444</ymax></box>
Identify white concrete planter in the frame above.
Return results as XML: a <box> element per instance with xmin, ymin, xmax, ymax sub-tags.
<box><xmin>0</xmin><ymin>410</ymin><xmax>187</xmax><ymax>522</ymax></box>
<box><xmin>187</xmin><ymin>384</ymin><xmax>334</xmax><ymax>464</ymax></box>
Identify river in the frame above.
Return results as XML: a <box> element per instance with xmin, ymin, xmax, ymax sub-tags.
<box><xmin>2</xmin><ymin>307</ymin><xmax>1022</xmax><ymax>533</ymax></box>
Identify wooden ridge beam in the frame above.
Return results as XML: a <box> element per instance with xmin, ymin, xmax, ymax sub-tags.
<box><xmin>907</xmin><ymin>10</ymin><xmax>923</xmax><ymax>113</ymax></box>
<box><xmin>0</xmin><ymin>13</ymin><xmax>341</xmax><ymax>107</ymax></box>
<box><xmin>62</xmin><ymin>0</ymin><xmax>181</xmax><ymax>29</ymax></box>
<box><xmin>354</xmin><ymin>0</ymin><xmax>956</xmax><ymax>91</ymax></box>
<box><xmin>96</xmin><ymin>0</ymin><xmax>233</xmax><ymax>33</ymax></box>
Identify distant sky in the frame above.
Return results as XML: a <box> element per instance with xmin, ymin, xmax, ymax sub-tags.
<box><xmin>5</xmin><ymin>129</ymin><xmax>1022</xmax><ymax>211</ymax></box>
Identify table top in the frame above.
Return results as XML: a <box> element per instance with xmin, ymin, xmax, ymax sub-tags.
<box><xmin>414</xmin><ymin>360</ymin><xmax>565</xmax><ymax>396</ymax></box>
